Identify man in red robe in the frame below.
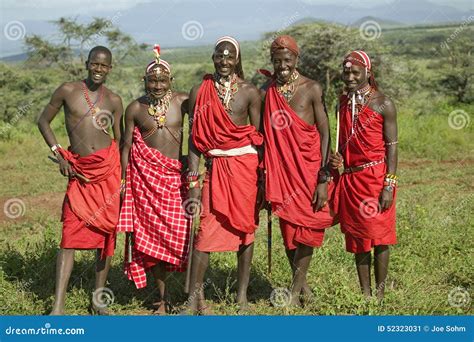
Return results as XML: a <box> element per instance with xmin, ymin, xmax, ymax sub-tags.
<box><xmin>117</xmin><ymin>46</ymin><xmax>190</xmax><ymax>314</ymax></box>
<box><xmin>262</xmin><ymin>35</ymin><xmax>338</xmax><ymax>306</ymax></box>
<box><xmin>330</xmin><ymin>50</ymin><xmax>398</xmax><ymax>300</ymax></box>
<box><xmin>183</xmin><ymin>36</ymin><xmax>263</xmax><ymax>314</ymax></box>
<box><xmin>37</xmin><ymin>46</ymin><xmax>123</xmax><ymax>315</ymax></box>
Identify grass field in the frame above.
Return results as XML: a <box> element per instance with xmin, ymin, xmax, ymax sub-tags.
<box><xmin>0</xmin><ymin>20</ymin><xmax>472</xmax><ymax>316</ymax></box>
<box><xmin>0</xmin><ymin>101</ymin><xmax>472</xmax><ymax>315</ymax></box>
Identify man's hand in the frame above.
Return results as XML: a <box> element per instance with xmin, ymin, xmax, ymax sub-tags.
<box><xmin>312</xmin><ymin>182</ymin><xmax>328</xmax><ymax>212</ymax></box>
<box><xmin>329</xmin><ymin>152</ymin><xmax>344</xmax><ymax>169</ymax></box>
<box><xmin>379</xmin><ymin>188</ymin><xmax>394</xmax><ymax>211</ymax></box>
<box><xmin>57</xmin><ymin>155</ymin><xmax>74</xmax><ymax>178</ymax></box>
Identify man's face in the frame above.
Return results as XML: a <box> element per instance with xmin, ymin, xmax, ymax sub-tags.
<box><xmin>212</xmin><ymin>42</ymin><xmax>238</xmax><ymax>77</ymax></box>
<box><xmin>271</xmin><ymin>48</ymin><xmax>298</xmax><ymax>84</ymax></box>
<box><xmin>342</xmin><ymin>64</ymin><xmax>369</xmax><ymax>91</ymax></box>
<box><xmin>86</xmin><ymin>52</ymin><xmax>112</xmax><ymax>85</ymax></box>
<box><xmin>145</xmin><ymin>67</ymin><xmax>171</xmax><ymax>100</ymax></box>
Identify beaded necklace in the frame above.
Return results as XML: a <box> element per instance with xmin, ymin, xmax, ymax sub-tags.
<box><xmin>214</xmin><ymin>73</ymin><xmax>239</xmax><ymax>115</ymax></box>
<box><xmin>82</xmin><ymin>80</ymin><xmax>108</xmax><ymax>134</ymax></box>
<box><xmin>147</xmin><ymin>89</ymin><xmax>172</xmax><ymax>128</ymax></box>
<box><xmin>276</xmin><ymin>70</ymin><xmax>299</xmax><ymax>102</ymax></box>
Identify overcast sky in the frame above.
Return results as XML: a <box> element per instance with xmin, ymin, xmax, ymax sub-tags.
<box><xmin>1</xmin><ymin>0</ymin><xmax>471</xmax><ymax>21</ymax></box>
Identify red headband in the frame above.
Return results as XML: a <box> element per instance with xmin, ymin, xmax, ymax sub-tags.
<box><xmin>271</xmin><ymin>35</ymin><xmax>299</xmax><ymax>57</ymax></box>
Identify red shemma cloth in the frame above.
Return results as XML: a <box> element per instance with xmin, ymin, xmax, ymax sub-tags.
<box><xmin>264</xmin><ymin>81</ymin><xmax>338</xmax><ymax>237</ymax></box>
<box><xmin>117</xmin><ymin>128</ymin><xmax>190</xmax><ymax>289</ymax></box>
<box><xmin>336</xmin><ymin>95</ymin><xmax>397</xmax><ymax>250</ymax></box>
<box><xmin>58</xmin><ymin>141</ymin><xmax>121</xmax><ymax>257</ymax></box>
<box><xmin>192</xmin><ymin>74</ymin><xmax>263</xmax><ymax>237</ymax></box>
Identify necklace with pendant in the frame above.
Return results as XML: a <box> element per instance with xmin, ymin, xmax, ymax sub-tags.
<box><xmin>348</xmin><ymin>85</ymin><xmax>374</xmax><ymax>135</ymax></box>
<box><xmin>147</xmin><ymin>90</ymin><xmax>172</xmax><ymax>128</ymax></box>
<box><xmin>214</xmin><ymin>73</ymin><xmax>239</xmax><ymax>115</ymax></box>
<box><xmin>277</xmin><ymin>70</ymin><xmax>299</xmax><ymax>102</ymax></box>
<box><xmin>82</xmin><ymin>80</ymin><xmax>108</xmax><ymax>133</ymax></box>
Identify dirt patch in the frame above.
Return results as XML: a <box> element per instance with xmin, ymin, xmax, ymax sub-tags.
<box><xmin>0</xmin><ymin>192</ymin><xmax>64</xmax><ymax>224</ymax></box>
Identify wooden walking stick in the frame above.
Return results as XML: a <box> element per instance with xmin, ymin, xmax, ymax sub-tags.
<box><xmin>267</xmin><ymin>206</ymin><xmax>272</xmax><ymax>277</ymax></box>
<box><xmin>335</xmin><ymin>103</ymin><xmax>340</xmax><ymax>155</ymax></box>
<box><xmin>184</xmin><ymin>210</ymin><xmax>196</xmax><ymax>294</ymax></box>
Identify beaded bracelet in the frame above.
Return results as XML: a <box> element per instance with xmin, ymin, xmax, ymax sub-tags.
<box><xmin>385</xmin><ymin>173</ymin><xmax>398</xmax><ymax>180</ymax></box>
<box><xmin>187</xmin><ymin>180</ymin><xmax>199</xmax><ymax>189</ymax></box>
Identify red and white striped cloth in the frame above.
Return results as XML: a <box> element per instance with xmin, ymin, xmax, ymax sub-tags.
<box><xmin>117</xmin><ymin>128</ymin><xmax>191</xmax><ymax>288</ymax></box>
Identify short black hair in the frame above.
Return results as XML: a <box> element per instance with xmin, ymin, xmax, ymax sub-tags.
<box><xmin>87</xmin><ymin>46</ymin><xmax>112</xmax><ymax>63</ymax></box>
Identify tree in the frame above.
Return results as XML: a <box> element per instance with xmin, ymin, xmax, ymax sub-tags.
<box><xmin>272</xmin><ymin>23</ymin><xmax>385</xmax><ymax>105</ymax></box>
<box><xmin>438</xmin><ymin>36</ymin><xmax>473</xmax><ymax>103</ymax></box>
<box><xmin>24</xmin><ymin>17</ymin><xmax>146</xmax><ymax>77</ymax></box>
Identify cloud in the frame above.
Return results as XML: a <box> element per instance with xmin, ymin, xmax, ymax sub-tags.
<box><xmin>1</xmin><ymin>0</ymin><xmax>151</xmax><ymax>21</ymax></box>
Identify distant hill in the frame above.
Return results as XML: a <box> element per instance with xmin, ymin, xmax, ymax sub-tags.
<box><xmin>1</xmin><ymin>0</ymin><xmax>472</xmax><ymax>58</ymax></box>
<box><xmin>351</xmin><ymin>16</ymin><xmax>404</xmax><ymax>28</ymax></box>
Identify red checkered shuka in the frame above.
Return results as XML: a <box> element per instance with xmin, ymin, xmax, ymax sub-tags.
<box><xmin>117</xmin><ymin>128</ymin><xmax>191</xmax><ymax>288</ymax></box>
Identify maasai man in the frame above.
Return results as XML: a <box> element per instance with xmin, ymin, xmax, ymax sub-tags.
<box><xmin>261</xmin><ymin>35</ymin><xmax>338</xmax><ymax>306</ymax></box>
<box><xmin>117</xmin><ymin>45</ymin><xmax>191</xmax><ymax>314</ymax></box>
<box><xmin>329</xmin><ymin>50</ymin><xmax>398</xmax><ymax>300</ymax></box>
<box><xmin>37</xmin><ymin>46</ymin><xmax>123</xmax><ymax>315</ymax></box>
<box><xmin>184</xmin><ymin>36</ymin><xmax>263</xmax><ymax>314</ymax></box>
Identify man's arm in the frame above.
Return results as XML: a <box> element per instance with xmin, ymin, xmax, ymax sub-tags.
<box><xmin>312</xmin><ymin>82</ymin><xmax>330</xmax><ymax>168</ymax></box>
<box><xmin>120</xmin><ymin>102</ymin><xmax>137</xmax><ymax>180</ymax></box>
<box><xmin>179</xmin><ymin>94</ymin><xmax>189</xmax><ymax>168</ymax></box>
<box><xmin>111</xmin><ymin>94</ymin><xmax>124</xmax><ymax>143</ymax></box>
<box><xmin>187</xmin><ymin>85</ymin><xmax>202</xmax><ymax>174</ymax></box>
<box><xmin>248</xmin><ymin>85</ymin><xmax>262</xmax><ymax>131</ymax></box>
<box><xmin>37</xmin><ymin>83</ymin><xmax>67</xmax><ymax>148</ymax></box>
<box><xmin>380</xmin><ymin>97</ymin><xmax>398</xmax><ymax>210</ymax></box>
<box><xmin>37</xmin><ymin>83</ymin><xmax>73</xmax><ymax>177</ymax></box>
<box><xmin>312</xmin><ymin>82</ymin><xmax>330</xmax><ymax>212</ymax></box>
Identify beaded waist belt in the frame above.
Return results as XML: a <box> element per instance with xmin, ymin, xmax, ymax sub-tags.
<box><xmin>344</xmin><ymin>159</ymin><xmax>385</xmax><ymax>174</ymax></box>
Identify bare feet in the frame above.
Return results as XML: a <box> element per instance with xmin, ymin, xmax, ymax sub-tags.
<box><xmin>152</xmin><ymin>300</ymin><xmax>169</xmax><ymax>315</ymax></box>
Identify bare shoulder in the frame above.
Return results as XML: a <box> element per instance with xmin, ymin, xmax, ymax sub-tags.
<box><xmin>370</xmin><ymin>90</ymin><xmax>396</xmax><ymax>117</ymax></box>
<box><xmin>103</xmin><ymin>87</ymin><xmax>122</xmax><ymax>104</ymax></box>
<box><xmin>173</xmin><ymin>91</ymin><xmax>189</xmax><ymax>105</ymax></box>
<box><xmin>300</xmin><ymin>76</ymin><xmax>322</xmax><ymax>93</ymax></box>
<box><xmin>239</xmin><ymin>79</ymin><xmax>260</xmax><ymax>98</ymax></box>
<box><xmin>189</xmin><ymin>83</ymin><xmax>201</xmax><ymax>99</ymax></box>
<box><xmin>125</xmin><ymin>98</ymin><xmax>142</xmax><ymax>117</ymax></box>
<box><xmin>57</xmin><ymin>81</ymin><xmax>79</xmax><ymax>94</ymax></box>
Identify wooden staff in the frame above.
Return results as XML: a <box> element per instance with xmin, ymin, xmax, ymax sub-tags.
<box><xmin>335</xmin><ymin>103</ymin><xmax>340</xmax><ymax>154</ymax></box>
<box><xmin>267</xmin><ymin>206</ymin><xmax>272</xmax><ymax>277</ymax></box>
<box><xmin>184</xmin><ymin>214</ymin><xmax>195</xmax><ymax>294</ymax></box>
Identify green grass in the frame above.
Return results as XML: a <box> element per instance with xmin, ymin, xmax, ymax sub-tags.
<box><xmin>0</xmin><ymin>106</ymin><xmax>472</xmax><ymax>315</ymax></box>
